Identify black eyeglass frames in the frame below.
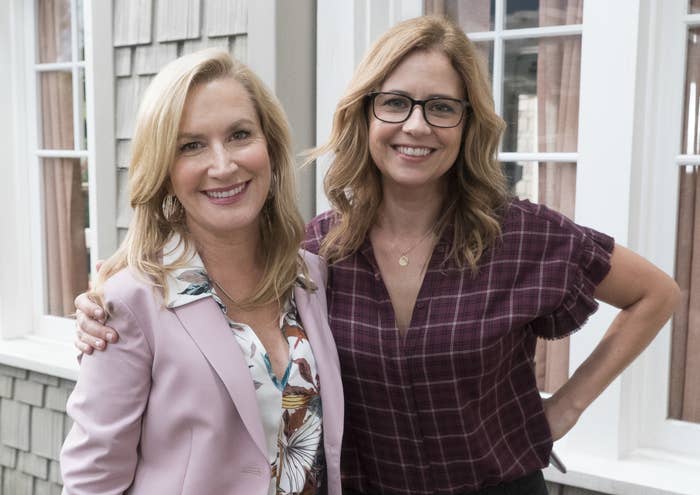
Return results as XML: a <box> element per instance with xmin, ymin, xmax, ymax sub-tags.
<box><xmin>367</xmin><ymin>91</ymin><xmax>469</xmax><ymax>128</ymax></box>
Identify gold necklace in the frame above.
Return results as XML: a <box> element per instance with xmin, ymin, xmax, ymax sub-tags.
<box><xmin>211</xmin><ymin>279</ymin><xmax>239</xmax><ymax>311</ymax></box>
<box><xmin>397</xmin><ymin>229</ymin><xmax>434</xmax><ymax>267</ymax></box>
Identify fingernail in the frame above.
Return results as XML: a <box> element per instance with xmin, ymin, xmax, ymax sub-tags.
<box><xmin>106</xmin><ymin>332</ymin><xmax>115</xmax><ymax>342</ymax></box>
<box><xmin>94</xmin><ymin>339</ymin><xmax>104</xmax><ymax>349</ymax></box>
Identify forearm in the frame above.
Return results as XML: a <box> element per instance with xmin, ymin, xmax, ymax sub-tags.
<box><xmin>552</xmin><ymin>281</ymin><xmax>679</xmax><ymax>416</ymax></box>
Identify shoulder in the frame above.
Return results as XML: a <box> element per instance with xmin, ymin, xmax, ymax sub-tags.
<box><xmin>501</xmin><ymin>198</ymin><xmax>612</xmax><ymax>248</ymax></box>
<box><xmin>497</xmin><ymin>198</ymin><xmax>614</xmax><ymax>283</ymax></box>
<box><xmin>101</xmin><ymin>268</ymin><xmax>163</xmax><ymax>316</ymax></box>
<box><xmin>303</xmin><ymin>210</ymin><xmax>338</xmax><ymax>255</ymax></box>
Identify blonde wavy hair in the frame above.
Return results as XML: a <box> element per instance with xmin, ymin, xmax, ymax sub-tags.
<box><xmin>310</xmin><ymin>15</ymin><xmax>509</xmax><ymax>271</ymax></box>
<box><xmin>96</xmin><ymin>48</ymin><xmax>310</xmax><ymax>307</ymax></box>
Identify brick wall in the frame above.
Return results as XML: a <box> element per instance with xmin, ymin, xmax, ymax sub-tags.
<box><xmin>0</xmin><ymin>364</ymin><xmax>73</xmax><ymax>495</ymax></box>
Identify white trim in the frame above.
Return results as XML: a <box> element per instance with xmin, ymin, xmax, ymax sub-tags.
<box><xmin>544</xmin><ymin>448</ymin><xmax>700</xmax><ymax>495</ymax></box>
<box><xmin>684</xmin><ymin>13</ymin><xmax>700</xmax><ymax>25</ymax></box>
<box><xmin>492</xmin><ymin>0</ymin><xmax>504</xmax><ymax>116</ymax></box>
<box><xmin>35</xmin><ymin>61</ymin><xmax>86</xmax><ymax>71</ymax></box>
<box><xmin>498</xmin><ymin>152</ymin><xmax>578</xmax><ymax>163</ymax></box>
<box><xmin>468</xmin><ymin>23</ymin><xmax>583</xmax><ymax>41</ymax></box>
<box><xmin>0</xmin><ymin>337</ymin><xmax>78</xmax><ymax>381</ymax></box>
<box><xmin>36</xmin><ymin>149</ymin><xmax>89</xmax><ymax>158</ymax></box>
<box><xmin>83</xmin><ymin>0</ymin><xmax>117</xmax><ymax>275</ymax></box>
<box><xmin>677</xmin><ymin>154</ymin><xmax>700</xmax><ymax>165</ymax></box>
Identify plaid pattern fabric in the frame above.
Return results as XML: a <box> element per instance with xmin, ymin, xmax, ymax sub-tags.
<box><xmin>304</xmin><ymin>199</ymin><xmax>614</xmax><ymax>495</ymax></box>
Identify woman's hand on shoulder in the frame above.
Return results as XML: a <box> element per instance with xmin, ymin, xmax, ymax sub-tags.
<box><xmin>74</xmin><ymin>292</ymin><xmax>119</xmax><ymax>354</ymax></box>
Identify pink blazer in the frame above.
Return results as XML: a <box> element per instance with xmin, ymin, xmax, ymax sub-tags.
<box><xmin>60</xmin><ymin>252</ymin><xmax>343</xmax><ymax>495</ymax></box>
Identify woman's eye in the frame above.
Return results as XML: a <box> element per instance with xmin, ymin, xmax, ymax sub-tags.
<box><xmin>428</xmin><ymin>101</ymin><xmax>457</xmax><ymax>114</ymax></box>
<box><xmin>382</xmin><ymin>97</ymin><xmax>409</xmax><ymax>109</ymax></box>
<box><xmin>179</xmin><ymin>141</ymin><xmax>203</xmax><ymax>153</ymax></box>
<box><xmin>231</xmin><ymin>130</ymin><xmax>251</xmax><ymax>140</ymax></box>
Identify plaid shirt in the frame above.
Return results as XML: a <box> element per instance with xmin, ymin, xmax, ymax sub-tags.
<box><xmin>304</xmin><ymin>199</ymin><xmax>614</xmax><ymax>495</ymax></box>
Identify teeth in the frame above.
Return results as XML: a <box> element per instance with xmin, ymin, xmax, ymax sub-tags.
<box><xmin>396</xmin><ymin>146</ymin><xmax>431</xmax><ymax>156</ymax></box>
<box><xmin>206</xmin><ymin>183</ymin><xmax>245</xmax><ymax>198</ymax></box>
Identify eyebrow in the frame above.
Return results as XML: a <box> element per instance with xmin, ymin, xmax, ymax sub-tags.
<box><xmin>177</xmin><ymin>118</ymin><xmax>257</xmax><ymax>140</ymax></box>
<box><xmin>381</xmin><ymin>89</ymin><xmax>464</xmax><ymax>100</ymax></box>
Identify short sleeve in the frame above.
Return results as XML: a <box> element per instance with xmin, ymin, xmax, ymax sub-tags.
<box><xmin>531</xmin><ymin>222</ymin><xmax>614</xmax><ymax>340</ymax></box>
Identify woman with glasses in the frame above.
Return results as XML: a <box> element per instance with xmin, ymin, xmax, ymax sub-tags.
<box><xmin>74</xmin><ymin>16</ymin><xmax>679</xmax><ymax>495</ymax></box>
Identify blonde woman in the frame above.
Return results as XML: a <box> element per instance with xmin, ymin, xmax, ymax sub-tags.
<box><xmin>75</xmin><ymin>17</ymin><xmax>679</xmax><ymax>495</ymax></box>
<box><xmin>61</xmin><ymin>49</ymin><xmax>343</xmax><ymax>495</ymax></box>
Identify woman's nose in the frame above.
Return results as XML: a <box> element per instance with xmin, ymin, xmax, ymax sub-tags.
<box><xmin>209</xmin><ymin>144</ymin><xmax>237</xmax><ymax>175</ymax></box>
<box><xmin>401</xmin><ymin>105</ymin><xmax>431</xmax><ymax>134</ymax></box>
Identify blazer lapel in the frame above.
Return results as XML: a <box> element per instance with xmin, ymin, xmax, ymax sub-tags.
<box><xmin>172</xmin><ymin>298</ymin><xmax>268</xmax><ymax>459</ymax></box>
<box><xmin>294</xmin><ymin>285</ymin><xmax>344</xmax><ymax>454</ymax></box>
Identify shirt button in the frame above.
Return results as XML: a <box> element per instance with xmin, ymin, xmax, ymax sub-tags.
<box><xmin>416</xmin><ymin>302</ymin><xmax>425</xmax><ymax>309</ymax></box>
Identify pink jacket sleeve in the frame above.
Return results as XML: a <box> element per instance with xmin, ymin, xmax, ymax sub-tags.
<box><xmin>60</xmin><ymin>292</ymin><xmax>153</xmax><ymax>495</ymax></box>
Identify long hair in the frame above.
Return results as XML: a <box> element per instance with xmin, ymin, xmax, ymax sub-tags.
<box><xmin>309</xmin><ymin>15</ymin><xmax>509</xmax><ymax>271</ymax></box>
<box><xmin>96</xmin><ymin>48</ymin><xmax>310</xmax><ymax>306</ymax></box>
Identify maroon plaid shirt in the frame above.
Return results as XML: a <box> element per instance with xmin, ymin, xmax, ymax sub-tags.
<box><xmin>304</xmin><ymin>199</ymin><xmax>614</xmax><ymax>495</ymax></box>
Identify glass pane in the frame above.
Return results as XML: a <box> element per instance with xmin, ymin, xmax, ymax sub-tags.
<box><xmin>77</xmin><ymin>0</ymin><xmax>85</xmax><ymax>61</ymax></box>
<box><xmin>502</xmin><ymin>36</ymin><xmax>581</xmax><ymax>153</ymax></box>
<box><xmin>474</xmin><ymin>41</ymin><xmax>494</xmax><ymax>83</ymax></box>
<box><xmin>37</xmin><ymin>0</ymin><xmax>72</xmax><ymax>63</ymax></box>
<box><xmin>504</xmin><ymin>161</ymin><xmax>576</xmax><ymax>217</ymax></box>
<box><xmin>691</xmin><ymin>0</ymin><xmax>700</xmax><ymax>14</ymax></box>
<box><xmin>39</xmin><ymin>71</ymin><xmax>75</xmax><ymax>149</ymax></box>
<box><xmin>78</xmin><ymin>69</ymin><xmax>88</xmax><ymax>150</ymax></box>
<box><xmin>505</xmin><ymin>0</ymin><xmax>583</xmax><ymax>30</ymax></box>
<box><xmin>505</xmin><ymin>160</ymin><xmax>576</xmax><ymax>393</ymax></box>
<box><xmin>670</xmin><ymin>165</ymin><xmax>700</xmax><ymax>424</ymax></box>
<box><xmin>442</xmin><ymin>0</ymin><xmax>495</xmax><ymax>33</ymax></box>
<box><xmin>42</xmin><ymin>158</ymin><xmax>89</xmax><ymax>317</ymax></box>
<box><xmin>683</xmin><ymin>29</ymin><xmax>700</xmax><ymax>154</ymax></box>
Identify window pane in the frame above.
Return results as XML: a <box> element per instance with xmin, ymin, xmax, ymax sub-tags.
<box><xmin>39</xmin><ymin>71</ymin><xmax>75</xmax><ymax>149</ymax></box>
<box><xmin>502</xmin><ymin>35</ymin><xmax>581</xmax><ymax>153</ymax></box>
<box><xmin>691</xmin><ymin>0</ymin><xmax>700</xmax><ymax>14</ymax></box>
<box><xmin>682</xmin><ymin>29</ymin><xmax>700</xmax><ymax>155</ymax></box>
<box><xmin>670</xmin><ymin>166</ymin><xmax>700</xmax><ymax>424</ymax></box>
<box><xmin>42</xmin><ymin>158</ymin><xmax>89</xmax><ymax>317</ymax></box>
<box><xmin>78</xmin><ymin>69</ymin><xmax>88</xmax><ymax>150</ymax></box>
<box><xmin>505</xmin><ymin>160</ymin><xmax>577</xmax><ymax>393</ymax></box>
<box><xmin>77</xmin><ymin>0</ymin><xmax>85</xmax><ymax>61</ymax></box>
<box><xmin>474</xmin><ymin>41</ymin><xmax>494</xmax><ymax>83</ymax></box>
<box><xmin>37</xmin><ymin>0</ymin><xmax>72</xmax><ymax>63</ymax></box>
<box><xmin>505</xmin><ymin>0</ymin><xmax>583</xmax><ymax>30</ymax></box>
<box><xmin>448</xmin><ymin>0</ymin><xmax>494</xmax><ymax>32</ymax></box>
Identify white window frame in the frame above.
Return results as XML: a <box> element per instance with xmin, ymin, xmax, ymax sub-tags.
<box><xmin>0</xmin><ymin>0</ymin><xmax>115</xmax><ymax>379</ymax></box>
<box><xmin>316</xmin><ymin>0</ymin><xmax>700</xmax><ymax>493</ymax></box>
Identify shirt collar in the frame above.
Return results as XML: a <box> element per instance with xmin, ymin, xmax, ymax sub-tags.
<box><xmin>163</xmin><ymin>234</ymin><xmax>215</xmax><ymax>309</ymax></box>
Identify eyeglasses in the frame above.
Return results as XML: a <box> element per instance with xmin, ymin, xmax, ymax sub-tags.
<box><xmin>367</xmin><ymin>91</ymin><xmax>469</xmax><ymax>128</ymax></box>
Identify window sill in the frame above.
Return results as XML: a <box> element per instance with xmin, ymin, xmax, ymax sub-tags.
<box><xmin>544</xmin><ymin>447</ymin><xmax>700</xmax><ymax>495</ymax></box>
<box><xmin>0</xmin><ymin>336</ymin><xmax>78</xmax><ymax>381</ymax></box>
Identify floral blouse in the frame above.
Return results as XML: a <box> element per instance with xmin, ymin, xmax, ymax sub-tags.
<box><xmin>164</xmin><ymin>241</ymin><xmax>324</xmax><ymax>495</ymax></box>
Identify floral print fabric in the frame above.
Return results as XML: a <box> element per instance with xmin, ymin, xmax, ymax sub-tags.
<box><xmin>163</xmin><ymin>237</ymin><xmax>324</xmax><ymax>495</ymax></box>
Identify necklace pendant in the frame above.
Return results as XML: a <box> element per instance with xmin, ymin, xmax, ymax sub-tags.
<box><xmin>398</xmin><ymin>255</ymin><xmax>409</xmax><ymax>267</ymax></box>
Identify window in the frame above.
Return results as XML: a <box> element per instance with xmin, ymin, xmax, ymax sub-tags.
<box><xmin>669</xmin><ymin>2</ymin><xmax>700</xmax><ymax>426</ymax></box>
<box><xmin>428</xmin><ymin>0</ymin><xmax>583</xmax><ymax>393</ymax></box>
<box><xmin>1</xmin><ymin>0</ymin><xmax>116</xmax><ymax>343</ymax></box>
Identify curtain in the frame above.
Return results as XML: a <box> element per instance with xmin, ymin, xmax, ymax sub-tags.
<box><xmin>670</xmin><ymin>168</ymin><xmax>700</xmax><ymax>422</ymax></box>
<box><xmin>534</xmin><ymin>0</ymin><xmax>582</xmax><ymax>393</ymax></box>
<box><xmin>39</xmin><ymin>0</ymin><xmax>89</xmax><ymax>316</ymax></box>
<box><xmin>669</xmin><ymin>27</ymin><xmax>700</xmax><ymax>423</ymax></box>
